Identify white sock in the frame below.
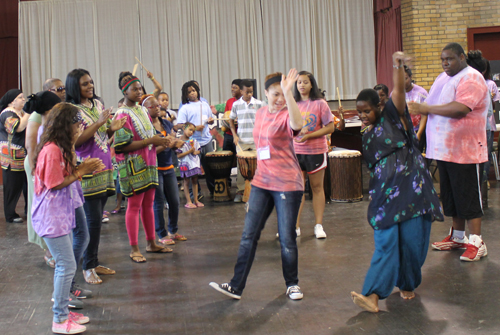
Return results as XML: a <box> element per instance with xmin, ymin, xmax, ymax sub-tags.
<box><xmin>452</xmin><ymin>229</ymin><xmax>465</xmax><ymax>240</ymax></box>
<box><xmin>469</xmin><ymin>234</ymin><xmax>482</xmax><ymax>244</ymax></box>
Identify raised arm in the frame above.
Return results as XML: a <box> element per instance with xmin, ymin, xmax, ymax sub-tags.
<box><xmin>392</xmin><ymin>52</ymin><xmax>410</xmax><ymax>116</ymax></box>
<box><xmin>281</xmin><ymin>69</ymin><xmax>302</xmax><ymax>131</ymax></box>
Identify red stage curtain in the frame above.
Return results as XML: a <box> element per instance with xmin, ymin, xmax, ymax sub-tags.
<box><xmin>374</xmin><ymin>0</ymin><xmax>402</xmax><ymax>92</ymax></box>
<box><xmin>0</xmin><ymin>0</ymin><xmax>20</xmax><ymax>98</ymax></box>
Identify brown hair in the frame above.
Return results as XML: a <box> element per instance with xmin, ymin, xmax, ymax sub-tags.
<box><xmin>265</xmin><ymin>72</ymin><xmax>282</xmax><ymax>82</ymax></box>
<box><xmin>33</xmin><ymin>102</ymin><xmax>79</xmax><ymax>174</ymax></box>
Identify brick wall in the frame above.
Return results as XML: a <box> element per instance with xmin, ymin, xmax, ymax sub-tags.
<box><xmin>401</xmin><ymin>0</ymin><xmax>500</xmax><ymax>90</ymax></box>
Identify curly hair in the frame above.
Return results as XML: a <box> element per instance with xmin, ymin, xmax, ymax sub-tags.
<box><xmin>118</xmin><ymin>71</ymin><xmax>139</xmax><ymax>91</ymax></box>
<box><xmin>181</xmin><ymin>81</ymin><xmax>200</xmax><ymax>105</ymax></box>
<box><xmin>33</xmin><ymin>103</ymin><xmax>79</xmax><ymax>174</ymax></box>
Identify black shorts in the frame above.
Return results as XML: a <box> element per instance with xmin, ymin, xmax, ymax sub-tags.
<box><xmin>437</xmin><ymin>160</ymin><xmax>484</xmax><ymax>220</ymax></box>
<box><xmin>296</xmin><ymin>153</ymin><xmax>327</xmax><ymax>174</ymax></box>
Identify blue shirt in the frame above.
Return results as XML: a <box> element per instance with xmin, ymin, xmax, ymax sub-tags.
<box><xmin>177</xmin><ymin>101</ymin><xmax>213</xmax><ymax>146</ymax></box>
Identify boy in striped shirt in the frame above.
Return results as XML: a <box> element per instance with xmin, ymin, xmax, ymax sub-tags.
<box><xmin>229</xmin><ymin>80</ymin><xmax>264</xmax><ymax>202</ymax></box>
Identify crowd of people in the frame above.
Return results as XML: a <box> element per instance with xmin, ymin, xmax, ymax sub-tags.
<box><xmin>0</xmin><ymin>41</ymin><xmax>498</xmax><ymax>334</ymax></box>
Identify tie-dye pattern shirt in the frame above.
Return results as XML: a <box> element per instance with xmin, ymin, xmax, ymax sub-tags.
<box><xmin>425</xmin><ymin>67</ymin><xmax>489</xmax><ymax>164</ymax></box>
<box><xmin>293</xmin><ymin>99</ymin><xmax>333</xmax><ymax>155</ymax></box>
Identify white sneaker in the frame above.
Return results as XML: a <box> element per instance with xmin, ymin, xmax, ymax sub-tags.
<box><xmin>460</xmin><ymin>234</ymin><xmax>488</xmax><ymax>262</ymax></box>
<box><xmin>286</xmin><ymin>285</ymin><xmax>303</xmax><ymax>300</ymax></box>
<box><xmin>314</xmin><ymin>224</ymin><xmax>327</xmax><ymax>239</ymax></box>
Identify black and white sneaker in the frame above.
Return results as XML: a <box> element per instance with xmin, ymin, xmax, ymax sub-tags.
<box><xmin>286</xmin><ymin>285</ymin><xmax>303</xmax><ymax>300</ymax></box>
<box><xmin>71</xmin><ymin>285</ymin><xmax>93</xmax><ymax>299</ymax></box>
<box><xmin>51</xmin><ymin>293</ymin><xmax>84</xmax><ymax>309</ymax></box>
<box><xmin>209</xmin><ymin>282</ymin><xmax>241</xmax><ymax>300</ymax></box>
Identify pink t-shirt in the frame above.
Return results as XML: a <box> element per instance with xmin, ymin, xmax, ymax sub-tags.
<box><xmin>425</xmin><ymin>67</ymin><xmax>489</xmax><ymax>164</ymax></box>
<box><xmin>34</xmin><ymin>142</ymin><xmax>70</xmax><ymax>194</ymax></box>
<box><xmin>252</xmin><ymin>106</ymin><xmax>304</xmax><ymax>192</ymax></box>
<box><xmin>293</xmin><ymin>99</ymin><xmax>333</xmax><ymax>155</ymax></box>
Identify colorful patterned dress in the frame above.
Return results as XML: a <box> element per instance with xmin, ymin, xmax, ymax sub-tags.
<box><xmin>0</xmin><ymin>108</ymin><xmax>26</xmax><ymax>171</ymax></box>
<box><xmin>362</xmin><ymin>99</ymin><xmax>443</xmax><ymax>230</ymax></box>
<box><xmin>113</xmin><ymin>105</ymin><xmax>158</xmax><ymax>197</ymax></box>
<box><xmin>73</xmin><ymin>99</ymin><xmax>115</xmax><ymax>199</ymax></box>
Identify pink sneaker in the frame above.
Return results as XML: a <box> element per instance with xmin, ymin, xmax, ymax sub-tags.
<box><xmin>431</xmin><ymin>228</ymin><xmax>468</xmax><ymax>250</ymax></box>
<box><xmin>69</xmin><ymin>311</ymin><xmax>90</xmax><ymax>325</ymax></box>
<box><xmin>52</xmin><ymin>319</ymin><xmax>86</xmax><ymax>334</ymax></box>
<box><xmin>460</xmin><ymin>235</ymin><xmax>487</xmax><ymax>262</ymax></box>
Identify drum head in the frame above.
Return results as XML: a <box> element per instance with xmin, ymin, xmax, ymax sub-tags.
<box><xmin>328</xmin><ymin>149</ymin><xmax>361</xmax><ymax>158</ymax></box>
<box><xmin>206</xmin><ymin>150</ymin><xmax>233</xmax><ymax>157</ymax></box>
<box><xmin>237</xmin><ymin>151</ymin><xmax>257</xmax><ymax>158</ymax></box>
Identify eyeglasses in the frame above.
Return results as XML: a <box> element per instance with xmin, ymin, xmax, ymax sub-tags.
<box><xmin>146</xmin><ymin>105</ymin><xmax>160</xmax><ymax>109</ymax></box>
<box><xmin>50</xmin><ymin>86</ymin><xmax>66</xmax><ymax>93</ymax></box>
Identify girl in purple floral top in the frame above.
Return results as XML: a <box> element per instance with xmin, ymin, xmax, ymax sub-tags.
<box><xmin>350</xmin><ymin>52</ymin><xmax>443</xmax><ymax>313</ymax></box>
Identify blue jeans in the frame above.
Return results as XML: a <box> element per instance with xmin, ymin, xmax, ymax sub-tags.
<box><xmin>83</xmin><ymin>196</ymin><xmax>107</xmax><ymax>270</ymax></box>
<box><xmin>44</xmin><ymin>233</ymin><xmax>76</xmax><ymax>323</ymax></box>
<box><xmin>72</xmin><ymin>206</ymin><xmax>89</xmax><ymax>288</ymax></box>
<box><xmin>229</xmin><ymin>186</ymin><xmax>303</xmax><ymax>294</ymax></box>
<box><xmin>154</xmin><ymin>169</ymin><xmax>180</xmax><ymax>237</ymax></box>
<box><xmin>362</xmin><ymin>214</ymin><xmax>432</xmax><ymax>299</ymax></box>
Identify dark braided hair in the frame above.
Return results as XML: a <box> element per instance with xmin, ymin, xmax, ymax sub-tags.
<box><xmin>180</xmin><ymin>81</ymin><xmax>200</xmax><ymax>105</ymax></box>
<box><xmin>118</xmin><ymin>71</ymin><xmax>139</xmax><ymax>92</ymax></box>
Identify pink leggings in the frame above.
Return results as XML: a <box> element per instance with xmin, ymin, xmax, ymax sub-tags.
<box><xmin>125</xmin><ymin>188</ymin><xmax>156</xmax><ymax>246</ymax></box>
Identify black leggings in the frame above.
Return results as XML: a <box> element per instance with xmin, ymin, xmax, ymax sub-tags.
<box><xmin>2</xmin><ymin>167</ymin><xmax>27</xmax><ymax>222</ymax></box>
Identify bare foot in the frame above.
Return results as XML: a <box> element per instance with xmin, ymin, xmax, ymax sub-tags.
<box><xmin>350</xmin><ymin>291</ymin><xmax>379</xmax><ymax>313</ymax></box>
<box><xmin>83</xmin><ymin>269</ymin><xmax>103</xmax><ymax>284</ymax></box>
<box><xmin>400</xmin><ymin>290</ymin><xmax>415</xmax><ymax>300</ymax></box>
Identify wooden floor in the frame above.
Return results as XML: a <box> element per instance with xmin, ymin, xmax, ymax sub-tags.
<box><xmin>1</xmin><ymin>175</ymin><xmax>500</xmax><ymax>335</ymax></box>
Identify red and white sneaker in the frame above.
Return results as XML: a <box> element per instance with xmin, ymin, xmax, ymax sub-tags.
<box><xmin>460</xmin><ymin>235</ymin><xmax>487</xmax><ymax>262</ymax></box>
<box><xmin>52</xmin><ymin>319</ymin><xmax>86</xmax><ymax>334</ymax></box>
<box><xmin>431</xmin><ymin>228</ymin><xmax>468</xmax><ymax>250</ymax></box>
<box><xmin>69</xmin><ymin>311</ymin><xmax>90</xmax><ymax>325</ymax></box>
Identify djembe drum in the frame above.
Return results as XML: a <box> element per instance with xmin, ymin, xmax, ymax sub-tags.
<box><xmin>205</xmin><ymin>151</ymin><xmax>234</xmax><ymax>202</ymax></box>
<box><xmin>328</xmin><ymin>149</ymin><xmax>363</xmax><ymax>202</ymax></box>
<box><xmin>237</xmin><ymin>151</ymin><xmax>257</xmax><ymax>202</ymax></box>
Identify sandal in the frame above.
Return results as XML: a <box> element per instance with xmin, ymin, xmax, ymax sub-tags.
<box><xmin>168</xmin><ymin>233</ymin><xmax>187</xmax><ymax>241</ymax></box>
<box><xmin>146</xmin><ymin>246</ymin><xmax>173</xmax><ymax>253</ymax></box>
<box><xmin>44</xmin><ymin>255</ymin><xmax>55</xmax><ymax>268</ymax></box>
<box><xmin>95</xmin><ymin>265</ymin><xmax>116</xmax><ymax>275</ymax></box>
<box><xmin>83</xmin><ymin>268</ymin><xmax>102</xmax><ymax>284</ymax></box>
<box><xmin>103</xmin><ymin>211</ymin><xmax>110</xmax><ymax>216</ymax></box>
<box><xmin>184</xmin><ymin>203</ymin><xmax>197</xmax><ymax>209</ymax></box>
<box><xmin>111</xmin><ymin>209</ymin><xmax>121</xmax><ymax>214</ymax></box>
<box><xmin>158</xmin><ymin>237</ymin><xmax>176</xmax><ymax>245</ymax></box>
<box><xmin>195</xmin><ymin>202</ymin><xmax>204</xmax><ymax>208</ymax></box>
<box><xmin>130</xmin><ymin>253</ymin><xmax>146</xmax><ymax>263</ymax></box>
